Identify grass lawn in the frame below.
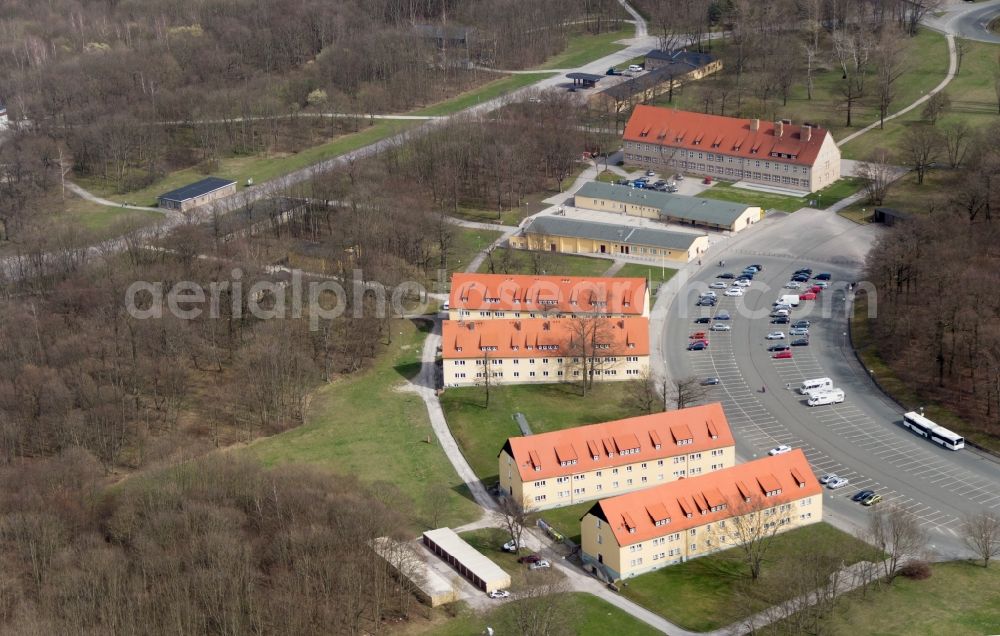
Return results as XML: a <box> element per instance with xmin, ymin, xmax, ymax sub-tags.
<box><xmin>620</xmin><ymin>522</ymin><xmax>876</xmax><ymax>632</ymax></box>
<box><xmin>478</xmin><ymin>250</ymin><xmax>613</xmax><ymax>277</ymax></box>
<box><xmin>777</xmin><ymin>560</ymin><xmax>1000</xmax><ymax>636</ymax></box>
<box><xmin>458</xmin><ymin>527</ymin><xmax>566</xmax><ymax>589</ymax></box>
<box><xmin>80</xmin><ymin>119</ymin><xmax>419</xmax><ymax>207</ymax></box>
<box><xmin>247</xmin><ymin>318</ymin><xmax>480</xmax><ymax>533</ymax></box>
<box><xmin>449</xmin><ymin>206</ymin><xmax>526</xmax><ymax>227</ymax></box>
<box><xmin>63</xmin><ymin>196</ymin><xmax>163</xmax><ymax>233</ymax></box>
<box><xmin>838</xmin><ymin>169</ymin><xmax>953</xmax><ymax>221</ymax></box>
<box><xmin>440</xmin><ymin>383</ymin><xmax>645</xmax><ymax>486</ymax></box>
<box><xmin>814</xmin><ymin>176</ymin><xmax>864</xmax><ymax>208</ymax></box>
<box><xmin>535</xmin><ymin>24</ymin><xmax>637</xmax><ymax>70</ymax></box>
<box><xmin>410</xmin><ymin>73</ymin><xmax>556</xmax><ymax>116</ymax></box>
<box><xmin>595</xmin><ymin>170</ymin><xmax>622</xmax><ymax>184</ymax></box>
<box><xmin>417</xmin><ymin>592</ymin><xmax>663</xmax><ymax>636</ymax></box>
<box><xmin>447</xmin><ymin>227</ymin><xmax>505</xmax><ymax>275</ymax></box>
<box><xmin>614</xmin><ymin>262</ymin><xmax>678</xmax><ymax>286</ymax></box>
<box><xmin>850</xmin><ymin>294</ymin><xmax>999</xmax><ymax>453</ymax></box>
<box><xmin>699</xmin><ymin>181</ymin><xmax>807</xmax><ymax>212</ymax></box>
<box><xmin>530</xmin><ymin>501</ymin><xmax>593</xmax><ymax>545</ymax></box>
<box><xmin>841</xmin><ymin>37</ymin><xmax>999</xmax><ymax>160</ymax></box>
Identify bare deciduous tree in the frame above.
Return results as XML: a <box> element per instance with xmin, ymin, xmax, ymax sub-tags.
<box><xmin>674</xmin><ymin>375</ymin><xmax>711</xmax><ymax>410</ymax></box>
<box><xmin>856</xmin><ymin>147</ymin><xmax>896</xmax><ymax>205</ymax></box>
<box><xmin>921</xmin><ymin>91</ymin><xmax>951</xmax><ymax>124</ymax></box>
<box><xmin>875</xmin><ymin>29</ymin><xmax>907</xmax><ymax>129</ymax></box>
<box><xmin>710</xmin><ymin>495</ymin><xmax>796</xmax><ymax>581</ymax></box>
<box><xmin>900</xmin><ymin>125</ymin><xmax>943</xmax><ymax>185</ymax></box>
<box><xmin>496</xmin><ymin>495</ymin><xmax>529</xmax><ymax>554</ymax></box>
<box><xmin>941</xmin><ymin>121</ymin><xmax>972</xmax><ymax>168</ymax></box>
<box><xmin>866</xmin><ymin>504</ymin><xmax>927</xmax><ymax>584</ymax></box>
<box><xmin>962</xmin><ymin>511</ymin><xmax>1000</xmax><ymax>567</ymax></box>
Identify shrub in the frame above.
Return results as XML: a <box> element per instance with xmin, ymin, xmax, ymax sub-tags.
<box><xmin>899</xmin><ymin>560</ymin><xmax>932</xmax><ymax>580</ymax></box>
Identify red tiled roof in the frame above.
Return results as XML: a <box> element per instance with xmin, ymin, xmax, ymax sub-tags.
<box><xmin>449</xmin><ymin>273</ymin><xmax>647</xmax><ymax>316</ymax></box>
<box><xmin>442</xmin><ymin>317</ymin><xmax>649</xmax><ymax>359</ymax></box>
<box><xmin>590</xmin><ymin>450</ymin><xmax>822</xmax><ymax>546</ymax></box>
<box><xmin>501</xmin><ymin>403</ymin><xmax>734</xmax><ymax>481</ymax></box>
<box><xmin>624</xmin><ymin>105</ymin><xmax>830</xmax><ymax>167</ymax></box>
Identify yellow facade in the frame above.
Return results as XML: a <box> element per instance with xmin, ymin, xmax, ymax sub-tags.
<box><xmin>499</xmin><ymin>446</ymin><xmax>736</xmax><ymax>511</ymax></box>
<box><xmin>580</xmin><ymin>495</ymin><xmax>823</xmax><ymax>579</ymax></box>
<box><xmin>509</xmin><ymin>231</ymin><xmax>706</xmax><ymax>264</ymax></box>
<box><xmin>443</xmin><ymin>353</ymin><xmax>649</xmax><ymax>388</ymax></box>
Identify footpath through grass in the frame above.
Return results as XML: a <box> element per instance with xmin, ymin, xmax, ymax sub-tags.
<box><xmin>767</xmin><ymin>560</ymin><xmax>1000</xmax><ymax>636</ymax></box>
<box><xmin>447</xmin><ymin>227</ymin><xmax>505</xmax><ymax>275</ymax></box>
<box><xmin>440</xmin><ymin>383</ymin><xmax>645</xmax><ymax>486</ymax></box>
<box><xmin>410</xmin><ymin>73</ymin><xmax>555</xmax><ymax>116</ymax></box>
<box><xmin>418</xmin><ymin>592</ymin><xmax>663</xmax><ymax>636</ymax></box>
<box><xmin>620</xmin><ymin>522</ymin><xmax>875</xmax><ymax>632</ymax></box>
<box><xmin>248</xmin><ymin>318</ymin><xmax>480</xmax><ymax>533</ymax></box>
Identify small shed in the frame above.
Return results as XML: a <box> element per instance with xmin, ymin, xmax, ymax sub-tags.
<box><xmin>872</xmin><ymin>207</ymin><xmax>910</xmax><ymax>226</ymax></box>
<box><xmin>567</xmin><ymin>72</ymin><xmax>604</xmax><ymax>89</ymax></box>
<box><xmin>157</xmin><ymin>176</ymin><xmax>237</xmax><ymax>212</ymax></box>
<box><xmin>422</xmin><ymin>528</ymin><xmax>511</xmax><ymax>593</ymax></box>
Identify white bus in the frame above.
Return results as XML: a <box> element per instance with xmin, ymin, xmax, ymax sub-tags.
<box><xmin>799</xmin><ymin>378</ymin><xmax>832</xmax><ymax>395</ymax></box>
<box><xmin>901</xmin><ymin>411</ymin><xmax>965</xmax><ymax>450</ymax></box>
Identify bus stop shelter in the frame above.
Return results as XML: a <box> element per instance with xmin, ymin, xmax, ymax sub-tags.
<box><xmin>567</xmin><ymin>72</ymin><xmax>603</xmax><ymax>89</ymax></box>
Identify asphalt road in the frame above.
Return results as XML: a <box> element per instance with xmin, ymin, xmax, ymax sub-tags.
<box><xmin>944</xmin><ymin>0</ymin><xmax>1000</xmax><ymax>43</ymax></box>
<box><xmin>663</xmin><ymin>208</ymin><xmax>1000</xmax><ymax>559</ymax></box>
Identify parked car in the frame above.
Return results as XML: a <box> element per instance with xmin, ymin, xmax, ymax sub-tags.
<box><xmin>771</xmin><ymin>316</ymin><xmax>790</xmax><ymax>324</ymax></box>
<box><xmin>861</xmin><ymin>493</ymin><xmax>883</xmax><ymax>506</ymax></box>
<box><xmin>701</xmin><ymin>377</ymin><xmax>721</xmax><ymax>385</ymax></box>
<box><xmin>665</xmin><ymin>184</ymin><xmax>679</xmax><ymax>193</ymax></box>
<box><xmin>710</xmin><ymin>282</ymin><xmax>727</xmax><ymax>289</ymax></box>
<box><xmin>697</xmin><ymin>298</ymin><xmax>717</xmax><ymax>307</ymax></box>
<box><xmin>814</xmin><ymin>272</ymin><xmax>832</xmax><ymax>281</ymax></box>
<box><xmin>784</xmin><ymin>281</ymin><xmax>802</xmax><ymax>289</ymax></box>
<box><xmin>615</xmin><ymin>178</ymin><xmax>630</xmax><ymax>185</ymax></box>
<box><xmin>489</xmin><ymin>589</ymin><xmax>511</xmax><ymax>599</ymax></box>
<box><xmin>819</xmin><ymin>473</ymin><xmax>839</xmax><ymax>485</ymax></box>
<box><xmin>791</xmin><ymin>274</ymin><xmax>810</xmax><ymax>282</ymax></box>
<box><xmin>653</xmin><ymin>180</ymin><xmax>667</xmax><ymax>187</ymax></box>
<box><xmin>808</xmin><ymin>285</ymin><xmax>823</xmax><ymax>294</ymax></box>
<box><xmin>827</xmin><ymin>477</ymin><xmax>849</xmax><ymax>489</ymax></box>
<box><xmin>852</xmin><ymin>489</ymin><xmax>876</xmax><ymax>502</ymax></box>
<box><xmin>773</xmin><ymin>350</ymin><xmax>793</xmax><ymax>359</ymax></box>
<box><xmin>690</xmin><ymin>331</ymin><xmax>707</xmax><ymax>339</ymax></box>
<box><xmin>694</xmin><ymin>317</ymin><xmax>711</xmax><ymax>324</ymax></box>
<box><xmin>517</xmin><ymin>554</ymin><xmax>542</xmax><ymax>564</ymax></box>
<box><xmin>799</xmin><ymin>292</ymin><xmax>817</xmax><ymax>301</ymax></box>
<box><xmin>503</xmin><ymin>540</ymin><xmax>523</xmax><ymax>552</ymax></box>
<box><xmin>529</xmin><ymin>559</ymin><xmax>551</xmax><ymax>570</ymax></box>
<box><xmin>792</xmin><ymin>320</ymin><xmax>810</xmax><ymax>328</ymax></box>
<box><xmin>749</xmin><ymin>264</ymin><xmax>764</xmax><ymax>271</ymax></box>
<box><xmin>733</xmin><ymin>279</ymin><xmax>751</xmax><ymax>287</ymax></box>
<box><xmin>795</xmin><ymin>268</ymin><xmax>813</xmax><ymax>275</ymax></box>
<box><xmin>710</xmin><ymin>323</ymin><xmax>731</xmax><ymax>331</ymax></box>
<box><xmin>628</xmin><ymin>64</ymin><xmax>644</xmax><ymax>72</ymax></box>
<box><xmin>717</xmin><ymin>272</ymin><xmax>735</xmax><ymax>279</ymax></box>
<box><xmin>768</xmin><ymin>444</ymin><xmax>793</xmax><ymax>456</ymax></box>
<box><xmin>674</xmin><ymin>173</ymin><xmax>684</xmax><ymax>180</ymax></box>
<box><xmin>768</xmin><ymin>344</ymin><xmax>790</xmax><ymax>352</ymax></box>
<box><xmin>815</xmin><ymin>281</ymin><xmax>830</xmax><ymax>288</ymax></box>
<box><xmin>791</xmin><ymin>338</ymin><xmax>810</xmax><ymax>347</ymax></box>
<box><xmin>724</xmin><ymin>288</ymin><xmax>744</xmax><ymax>297</ymax></box>
<box><xmin>789</xmin><ymin>327</ymin><xmax>809</xmax><ymax>336</ymax></box>
<box><xmin>687</xmin><ymin>341</ymin><xmax>708</xmax><ymax>351</ymax></box>
<box><xmin>766</xmin><ymin>331</ymin><xmax>786</xmax><ymax>340</ymax></box>
<box><xmin>645</xmin><ymin>168</ymin><xmax>655</xmax><ymax>176</ymax></box>
<box><xmin>700</xmin><ymin>291</ymin><xmax>717</xmax><ymax>298</ymax></box>
<box><xmin>714</xmin><ymin>311</ymin><xmax>731</xmax><ymax>320</ymax></box>
<box><xmin>690</xmin><ymin>339</ymin><xmax>709</xmax><ymax>347</ymax></box>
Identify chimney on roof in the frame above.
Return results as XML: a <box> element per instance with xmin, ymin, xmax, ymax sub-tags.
<box><xmin>803</xmin><ymin>124</ymin><xmax>812</xmax><ymax>142</ymax></box>
<box><xmin>750</xmin><ymin>118</ymin><xmax>759</xmax><ymax>132</ymax></box>
<box><xmin>467</xmin><ymin>322</ymin><xmax>475</xmax><ymax>330</ymax></box>
<box><xmin>775</xmin><ymin>121</ymin><xmax>783</xmax><ymax>137</ymax></box>
<box><xmin>543</xmin><ymin>321</ymin><xmax>551</xmax><ymax>331</ymax></box>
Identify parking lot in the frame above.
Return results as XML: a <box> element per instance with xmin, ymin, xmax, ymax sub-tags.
<box><xmin>664</xmin><ymin>209</ymin><xmax>1000</xmax><ymax>549</ymax></box>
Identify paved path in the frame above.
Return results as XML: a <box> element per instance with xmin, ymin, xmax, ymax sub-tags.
<box><xmin>838</xmin><ymin>33</ymin><xmax>957</xmax><ymax>147</ymax></box>
<box><xmin>65</xmin><ymin>182</ymin><xmax>168</xmax><ymax>214</ymax></box>
<box><xmin>601</xmin><ymin>259</ymin><xmax>626</xmax><ymax>276</ymax></box>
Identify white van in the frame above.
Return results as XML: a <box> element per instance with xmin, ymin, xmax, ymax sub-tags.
<box><xmin>808</xmin><ymin>389</ymin><xmax>845</xmax><ymax>406</ymax></box>
<box><xmin>799</xmin><ymin>377</ymin><xmax>832</xmax><ymax>395</ymax></box>
<box><xmin>627</xmin><ymin>64</ymin><xmax>643</xmax><ymax>73</ymax></box>
<box><xmin>774</xmin><ymin>294</ymin><xmax>800</xmax><ymax>307</ymax></box>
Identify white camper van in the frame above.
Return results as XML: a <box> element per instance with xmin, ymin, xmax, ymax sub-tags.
<box><xmin>799</xmin><ymin>377</ymin><xmax>833</xmax><ymax>395</ymax></box>
<box><xmin>774</xmin><ymin>294</ymin><xmax>800</xmax><ymax>307</ymax></box>
<box><xmin>808</xmin><ymin>389</ymin><xmax>845</xmax><ymax>406</ymax></box>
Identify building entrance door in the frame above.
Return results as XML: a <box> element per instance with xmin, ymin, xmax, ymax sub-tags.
<box><xmin>600</xmin><ymin>245</ymin><xmax>606</xmax><ymax>253</ymax></box>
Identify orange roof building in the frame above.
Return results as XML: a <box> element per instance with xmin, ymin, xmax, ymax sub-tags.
<box><xmin>580</xmin><ymin>449</ymin><xmax>823</xmax><ymax>580</ymax></box>
<box><xmin>498</xmin><ymin>403</ymin><xmax>736</xmax><ymax>510</ymax></box>
<box><xmin>442</xmin><ymin>317</ymin><xmax>649</xmax><ymax>388</ymax></box>
<box><xmin>622</xmin><ymin>105</ymin><xmax>841</xmax><ymax>193</ymax></box>
<box><xmin>447</xmin><ymin>273</ymin><xmax>649</xmax><ymax>320</ymax></box>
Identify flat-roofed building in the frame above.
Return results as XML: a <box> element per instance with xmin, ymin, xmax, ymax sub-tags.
<box><xmin>447</xmin><ymin>272</ymin><xmax>649</xmax><ymax>321</ymax></box>
<box><xmin>157</xmin><ymin>176</ymin><xmax>237</xmax><ymax>212</ymax></box>
<box><xmin>499</xmin><ymin>403</ymin><xmax>736</xmax><ymax>510</ymax></box>
<box><xmin>574</xmin><ymin>181</ymin><xmax>762</xmax><ymax>233</ymax></box>
<box><xmin>422</xmin><ymin>528</ymin><xmax>511</xmax><ymax>593</ymax></box>
<box><xmin>623</xmin><ymin>105</ymin><xmax>841</xmax><ymax>192</ymax></box>
<box><xmin>371</xmin><ymin>537</ymin><xmax>458</xmax><ymax>607</ymax></box>
<box><xmin>442</xmin><ymin>316</ymin><xmax>649</xmax><ymax>388</ymax></box>
<box><xmin>511</xmin><ymin>215</ymin><xmax>709</xmax><ymax>264</ymax></box>
<box><xmin>580</xmin><ymin>450</ymin><xmax>823</xmax><ymax>580</ymax></box>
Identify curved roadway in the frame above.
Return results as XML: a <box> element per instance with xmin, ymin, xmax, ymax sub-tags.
<box><xmin>939</xmin><ymin>0</ymin><xmax>1000</xmax><ymax>43</ymax></box>
<box><xmin>663</xmin><ymin>209</ymin><xmax>1000</xmax><ymax>559</ymax></box>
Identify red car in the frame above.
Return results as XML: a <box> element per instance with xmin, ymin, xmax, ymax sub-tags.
<box><xmin>772</xmin><ymin>350</ymin><xmax>793</xmax><ymax>359</ymax></box>
<box><xmin>809</xmin><ymin>285</ymin><xmax>823</xmax><ymax>294</ymax></box>
<box><xmin>690</xmin><ymin>331</ymin><xmax>707</xmax><ymax>340</ymax></box>
<box><xmin>690</xmin><ymin>339</ymin><xmax>709</xmax><ymax>347</ymax></box>
<box><xmin>799</xmin><ymin>292</ymin><xmax>817</xmax><ymax>301</ymax></box>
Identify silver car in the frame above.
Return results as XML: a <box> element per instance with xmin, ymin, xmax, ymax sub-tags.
<box><xmin>827</xmin><ymin>477</ymin><xmax>849</xmax><ymax>489</ymax></box>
